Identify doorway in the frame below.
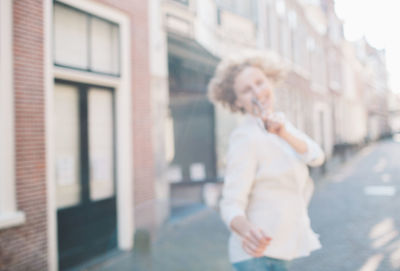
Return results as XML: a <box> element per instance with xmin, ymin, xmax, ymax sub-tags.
<box><xmin>54</xmin><ymin>81</ymin><xmax>117</xmax><ymax>270</ymax></box>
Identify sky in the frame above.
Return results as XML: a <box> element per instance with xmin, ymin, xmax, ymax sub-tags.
<box><xmin>334</xmin><ymin>0</ymin><xmax>400</xmax><ymax>93</ymax></box>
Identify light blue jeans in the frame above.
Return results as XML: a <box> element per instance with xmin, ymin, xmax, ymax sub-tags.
<box><xmin>233</xmin><ymin>256</ymin><xmax>289</xmax><ymax>271</ymax></box>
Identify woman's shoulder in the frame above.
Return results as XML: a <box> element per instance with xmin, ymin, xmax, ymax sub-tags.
<box><xmin>229</xmin><ymin>118</ymin><xmax>264</xmax><ymax>146</ymax></box>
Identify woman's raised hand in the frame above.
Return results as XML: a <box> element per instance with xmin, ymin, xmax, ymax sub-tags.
<box><xmin>262</xmin><ymin>113</ymin><xmax>287</xmax><ymax>137</ymax></box>
<box><xmin>252</xmin><ymin>97</ymin><xmax>287</xmax><ymax>137</ymax></box>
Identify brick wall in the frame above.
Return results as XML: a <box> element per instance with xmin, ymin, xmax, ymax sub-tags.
<box><xmin>96</xmin><ymin>0</ymin><xmax>155</xmax><ymax>208</ymax></box>
<box><xmin>0</xmin><ymin>0</ymin><xmax>48</xmax><ymax>270</ymax></box>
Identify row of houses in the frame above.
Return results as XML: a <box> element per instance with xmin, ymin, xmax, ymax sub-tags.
<box><xmin>155</xmin><ymin>0</ymin><xmax>392</xmax><ymax>218</ymax></box>
<box><xmin>0</xmin><ymin>0</ymin><xmax>392</xmax><ymax>270</ymax></box>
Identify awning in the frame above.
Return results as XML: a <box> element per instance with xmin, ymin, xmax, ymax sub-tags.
<box><xmin>167</xmin><ymin>33</ymin><xmax>220</xmax><ymax>72</ymax></box>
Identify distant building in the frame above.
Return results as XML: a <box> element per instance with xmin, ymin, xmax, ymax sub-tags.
<box><xmin>388</xmin><ymin>92</ymin><xmax>400</xmax><ymax>133</ymax></box>
<box><xmin>354</xmin><ymin>38</ymin><xmax>391</xmax><ymax>140</ymax></box>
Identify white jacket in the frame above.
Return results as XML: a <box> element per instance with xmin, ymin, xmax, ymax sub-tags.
<box><xmin>219</xmin><ymin>113</ymin><xmax>325</xmax><ymax>263</ymax></box>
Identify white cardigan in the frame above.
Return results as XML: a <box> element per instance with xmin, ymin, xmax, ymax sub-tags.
<box><xmin>220</xmin><ymin>113</ymin><xmax>325</xmax><ymax>263</ymax></box>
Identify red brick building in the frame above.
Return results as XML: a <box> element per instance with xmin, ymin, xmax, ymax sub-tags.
<box><xmin>0</xmin><ymin>0</ymin><xmax>155</xmax><ymax>270</ymax></box>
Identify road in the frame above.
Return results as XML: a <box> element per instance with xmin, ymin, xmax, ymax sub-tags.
<box><xmin>293</xmin><ymin>138</ymin><xmax>400</xmax><ymax>271</ymax></box>
<box><xmin>88</xmin><ymin>138</ymin><xmax>400</xmax><ymax>271</ymax></box>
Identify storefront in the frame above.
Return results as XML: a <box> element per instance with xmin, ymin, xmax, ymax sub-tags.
<box><xmin>166</xmin><ymin>34</ymin><xmax>220</xmax><ymax>210</ymax></box>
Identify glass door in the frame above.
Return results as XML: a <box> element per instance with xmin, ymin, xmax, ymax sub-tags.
<box><xmin>54</xmin><ymin>81</ymin><xmax>117</xmax><ymax>270</ymax></box>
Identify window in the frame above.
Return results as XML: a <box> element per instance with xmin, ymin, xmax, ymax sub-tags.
<box><xmin>54</xmin><ymin>84</ymin><xmax>81</xmax><ymax>209</ymax></box>
<box><xmin>275</xmin><ymin>0</ymin><xmax>286</xmax><ymax>57</ymax></box>
<box><xmin>53</xmin><ymin>2</ymin><xmax>120</xmax><ymax>76</ymax></box>
<box><xmin>279</xmin><ymin>18</ymin><xmax>290</xmax><ymax>59</ymax></box>
<box><xmin>218</xmin><ymin>0</ymin><xmax>256</xmax><ymax>19</ymax></box>
<box><xmin>88</xmin><ymin>88</ymin><xmax>115</xmax><ymax>201</ymax></box>
<box><xmin>307</xmin><ymin>37</ymin><xmax>316</xmax><ymax>73</ymax></box>
<box><xmin>276</xmin><ymin>0</ymin><xmax>286</xmax><ymax>17</ymax></box>
<box><xmin>310</xmin><ymin>42</ymin><xmax>327</xmax><ymax>90</ymax></box>
<box><xmin>270</xmin><ymin>10</ymin><xmax>279</xmax><ymax>53</ymax></box>
<box><xmin>265</xmin><ymin>5</ymin><xmax>272</xmax><ymax>48</ymax></box>
<box><xmin>277</xmin><ymin>18</ymin><xmax>283</xmax><ymax>56</ymax></box>
<box><xmin>288</xmin><ymin>10</ymin><xmax>297</xmax><ymax>61</ymax></box>
<box><xmin>0</xmin><ymin>0</ymin><xmax>25</xmax><ymax>229</ymax></box>
<box><xmin>54</xmin><ymin>83</ymin><xmax>116</xmax><ymax>209</ymax></box>
<box><xmin>305</xmin><ymin>0</ymin><xmax>321</xmax><ymax>5</ymax></box>
<box><xmin>293</xmin><ymin>23</ymin><xmax>308</xmax><ymax>70</ymax></box>
<box><xmin>329</xmin><ymin>51</ymin><xmax>342</xmax><ymax>89</ymax></box>
<box><xmin>172</xmin><ymin>0</ymin><xmax>189</xmax><ymax>5</ymax></box>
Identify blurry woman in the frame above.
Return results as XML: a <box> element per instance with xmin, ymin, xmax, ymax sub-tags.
<box><xmin>207</xmin><ymin>55</ymin><xmax>325</xmax><ymax>271</ymax></box>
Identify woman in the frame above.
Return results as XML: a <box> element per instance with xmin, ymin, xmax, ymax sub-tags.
<box><xmin>207</xmin><ymin>55</ymin><xmax>325</xmax><ymax>271</ymax></box>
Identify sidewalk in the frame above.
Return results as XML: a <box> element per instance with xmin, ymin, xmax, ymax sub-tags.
<box><xmin>86</xmin><ymin>207</ymin><xmax>233</xmax><ymax>271</ymax></box>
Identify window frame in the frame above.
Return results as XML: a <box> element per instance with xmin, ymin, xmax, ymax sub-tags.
<box><xmin>217</xmin><ymin>0</ymin><xmax>257</xmax><ymax>20</ymax></box>
<box><xmin>53</xmin><ymin>1</ymin><xmax>121</xmax><ymax>77</ymax></box>
<box><xmin>171</xmin><ymin>0</ymin><xmax>189</xmax><ymax>6</ymax></box>
<box><xmin>0</xmin><ymin>0</ymin><xmax>26</xmax><ymax>230</ymax></box>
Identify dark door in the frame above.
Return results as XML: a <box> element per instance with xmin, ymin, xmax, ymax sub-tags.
<box><xmin>170</xmin><ymin>98</ymin><xmax>217</xmax><ymax>182</ymax></box>
<box><xmin>54</xmin><ymin>81</ymin><xmax>117</xmax><ymax>270</ymax></box>
<box><xmin>168</xmin><ymin>53</ymin><xmax>217</xmax><ymax>183</ymax></box>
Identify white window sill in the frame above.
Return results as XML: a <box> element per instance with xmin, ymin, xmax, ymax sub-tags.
<box><xmin>0</xmin><ymin>211</ymin><xmax>26</xmax><ymax>230</ymax></box>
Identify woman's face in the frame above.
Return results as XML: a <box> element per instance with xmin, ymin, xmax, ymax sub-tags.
<box><xmin>233</xmin><ymin>66</ymin><xmax>275</xmax><ymax>115</ymax></box>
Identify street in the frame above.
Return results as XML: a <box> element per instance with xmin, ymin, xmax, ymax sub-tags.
<box><xmin>89</xmin><ymin>138</ymin><xmax>400</xmax><ymax>271</ymax></box>
<box><xmin>293</xmin><ymin>138</ymin><xmax>400</xmax><ymax>271</ymax></box>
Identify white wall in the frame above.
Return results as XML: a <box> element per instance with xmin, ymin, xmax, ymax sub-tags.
<box><xmin>149</xmin><ymin>0</ymin><xmax>171</xmax><ymax>223</ymax></box>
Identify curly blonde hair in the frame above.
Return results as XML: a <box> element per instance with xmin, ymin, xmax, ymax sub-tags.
<box><xmin>207</xmin><ymin>54</ymin><xmax>287</xmax><ymax>113</ymax></box>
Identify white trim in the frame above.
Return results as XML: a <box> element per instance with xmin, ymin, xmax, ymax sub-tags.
<box><xmin>0</xmin><ymin>212</ymin><xmax>25</xmax><ymax>230</ymax></box>
<box><xmin>46</xmin><ymin>1</ymin><xmax>134</xmax><ymax>270</ymax></box>
<box><xmin>44</xmin><ymin>1</ymin><xmax>58</xmax><ymax>270</ymax></box>
<box><xmin>56</xmin><ymin>0</ymin><xmax>129</xmax><ymax>24</ymax></box>
<box><xmin>313</xmin><ymin>102</ymin><xmax>332</xmax><ymax>157</ymax></box>
<box><xmin>53</xmin><ymin>67</ymin><xmax>121</xmax><ymax>88</ymax></box>
<box><xmin>0</xmin><ymin>0</ymin><xmax>26</xmax><ymax>230</ymax></box>
<box><xmin>115</xmin><ymin>13</ymin><xmax>135</xmax><ymax>250</ymax></box>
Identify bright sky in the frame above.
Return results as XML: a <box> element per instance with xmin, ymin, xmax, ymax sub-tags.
<box><xmin>334</xmin><ymin>0</ymin><xmax>400</xmax><ymax>93</ymax></box>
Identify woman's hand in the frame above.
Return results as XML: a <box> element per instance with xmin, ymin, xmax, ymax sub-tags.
<box><xmin>263</xmin><ymin>113</ymin><xmax>309</xmax><ymax>154</ymax></box>
<box><xmin>258</xmin><ymin>111</ymin><xmax>287</xmax><ymax>138</ymax></box>
<box><xmin>262</xmin><ymin>114</ymin><xmax>287</xmax><ymax>137</ymax></box>
<box><xmin>251</xmin><ymin>98</ymin><xmax>287</xmax><ymax>137</ymax></box>
<box><xmin>241</xmin><ymin>225</ymin><xmax>272</xmax><ymax>257</ymax></box>
<box><xmin>230</xmin><ymin>216</ymin><xmax>272</xmax><ymax>257</ymax></box>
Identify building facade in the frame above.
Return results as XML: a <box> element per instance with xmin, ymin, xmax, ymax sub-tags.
<box><xmin>388</xmin><ymin>92</ymin><xmax>400</xmax><ymax>133</ymax></box>
<box><xmin>154</xmin><ymin>0</ymin><xmax>391</xmax><ymax>212</ymax></box>
<box><xmin>354</xmin><ymin>38</ymin><xmax>391</xmax><ymax>140</ymax></box>
<box><xmin>0</xmin><ymin>0</ymin><xmax>156</xmax><ymax>270</ymax></box>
